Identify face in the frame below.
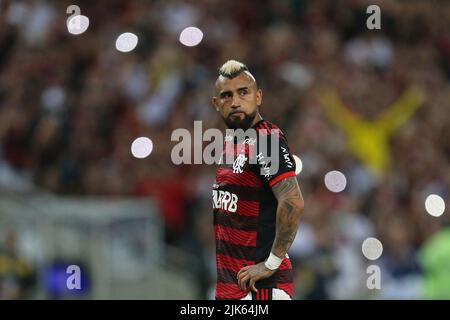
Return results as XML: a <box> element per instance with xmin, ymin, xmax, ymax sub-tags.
<box><xmin>212</xmin><ymin>72</ymin><xmax>262</xmax><ymax>130</ymax></box>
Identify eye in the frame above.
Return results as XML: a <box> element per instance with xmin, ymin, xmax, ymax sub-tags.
<box><xmin>221</xmin><ymin>92</ymin><xmax>232</xmax><ymax>99</ymax></box>
<box><xmin>239</xmin><ymin>89</ymin><xmax>248</xmax><ymax>96</ymax></box>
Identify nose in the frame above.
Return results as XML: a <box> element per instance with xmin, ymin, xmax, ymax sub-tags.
<box><xmin>231</xmin><ymin>94</ymin><xmax>240</xmax><ymax>109</ymax></box>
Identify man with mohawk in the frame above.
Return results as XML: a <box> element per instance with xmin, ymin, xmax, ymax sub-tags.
<box><xmin>211</xmin><ymin>60</ymin><xmax>305</xmax><ymax>300</ymax></box>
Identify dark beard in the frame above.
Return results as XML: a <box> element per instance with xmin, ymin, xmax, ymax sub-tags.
<box><xmin>223</xmin><ymin>110</ymin><xmax>257</xmax><ymax>130</ymax></box>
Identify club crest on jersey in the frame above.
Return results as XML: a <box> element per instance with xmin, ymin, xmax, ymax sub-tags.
<box><xmin>233</xmin><ymin>154</ymin><xmax>247</xmax><ymax>174</ymax></box>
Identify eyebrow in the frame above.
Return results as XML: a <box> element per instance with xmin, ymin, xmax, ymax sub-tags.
<box><xmin>219</xmin><ymin>87</ymin><xmax>249</xmax><ymax>95</ymax></box>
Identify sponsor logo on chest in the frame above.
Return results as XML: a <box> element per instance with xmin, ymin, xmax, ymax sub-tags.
<box><xmin>212</xmin><ymin>190</ymin><xmax>238</xmax><ymax>213</ymax></box>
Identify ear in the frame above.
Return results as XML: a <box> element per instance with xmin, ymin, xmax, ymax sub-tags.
<box><xmin>212</xmin><ymin>96</ymin><xmax>219</xmax><ymax>112</ymax></box>
<box><xmin>256</xmin><ymin>89</ymin><xmax>263</xmax><ymax>107</ymax></box>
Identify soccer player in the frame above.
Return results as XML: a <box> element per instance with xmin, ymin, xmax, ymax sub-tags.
<box><xmin>211</xmin><ymin>60</ymin><xmax>305</xmax><ymax>300</ymax></box>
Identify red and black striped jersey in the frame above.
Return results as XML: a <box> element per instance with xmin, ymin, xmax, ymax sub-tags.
<box><xmin>213</xmin><ymin>119</ymin><xmax>297</xmax><ymax>300</ymax></box>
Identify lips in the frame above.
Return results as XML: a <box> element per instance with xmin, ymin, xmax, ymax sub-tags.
<box><xmin>230</xmin><ymin>111</ymin><xmax>245</xmax><ymax>117</ymax></box>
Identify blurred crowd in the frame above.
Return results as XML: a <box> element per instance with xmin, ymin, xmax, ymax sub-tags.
<box><xmin>0</xmin><ymin>0</ymin><xmax>449</xmax><ymax>299</ymax></box>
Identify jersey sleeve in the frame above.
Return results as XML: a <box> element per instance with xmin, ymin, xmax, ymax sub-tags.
<box><xmin>254</xmin><ymin>128</ymin><xmax>297</xmax><ymax>187</ymax></box>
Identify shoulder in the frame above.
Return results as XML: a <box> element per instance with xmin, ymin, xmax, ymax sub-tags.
<box><xmin>254</xmin><ymin>120</ymin><xmax>287</xmax><ymax>141</ymax></box>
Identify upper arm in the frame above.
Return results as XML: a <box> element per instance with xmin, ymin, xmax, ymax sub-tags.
<box><xmin>252</xmin><ymin>123</ymin><xmax>304</xmax><ymax>206</ymax></box>
<box><xmin>271</xmin><ymin>176</ymin><xmax>304</xmax><ymax>205</ymax></box>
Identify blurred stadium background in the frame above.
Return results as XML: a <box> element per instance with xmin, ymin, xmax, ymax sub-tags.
<box><xmin>0</xmin><ymin>0</ymin><xmax>449</xmax><ymax>299</ymax></box>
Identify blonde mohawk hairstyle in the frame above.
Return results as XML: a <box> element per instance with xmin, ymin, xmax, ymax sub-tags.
<box><xmin>219</xmin><ymin>60</ymin><xmax>249</xmax><ymax>79</ymax></box>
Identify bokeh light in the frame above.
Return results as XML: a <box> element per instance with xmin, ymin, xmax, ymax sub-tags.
<box><xmin>293</xmin><ymin>155</ymin><xmax>303</xmax><ymax>175</ymax></box>
<box><xmin>116</xmin><ymin>32</ymin><xmax>139</xmax><ymax>53</ymax></box>
<box><xmin>131</xmin><ymin>137</ymin><xmax>153</xmax><ymax>159</ymax></box>
<box><xmin>67</xmin><ymin>15</ymin><xmax>89</xmax><ymax>35</ymax></box>
<box><xmin>324</xmin><ymin>170</ymin><xmax>347</xmax><ymax>193</ymax></box>
<box><xmin>425</xmin><ymin>194</ymin><xmax>446</xmax><ymax>217</ymax></box>
<box><xmin>179</xmin><ymin>27</ymin><xmax>203</xmax><ymax>47</ymax></box>
<box><xmin>362</xmin><ymin>237</ymin><xmax>383</xmax><ymax>260</ymax></box>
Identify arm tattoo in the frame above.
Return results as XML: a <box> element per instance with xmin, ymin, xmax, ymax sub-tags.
<box><xmin>270</xmin><ymin>176</ymin><xmax>304</xmax><ymax>258</ymax></box>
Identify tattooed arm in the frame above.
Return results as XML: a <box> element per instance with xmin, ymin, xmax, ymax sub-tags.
<box><xmin>237</xmin><ymin>176</ymin><xmax>304</xmax><ymax>292</ymax></box>
<box><xmin>270</xmin><ymin>176</ymin><xmax>304</xmax><ymax>258</ymax></box>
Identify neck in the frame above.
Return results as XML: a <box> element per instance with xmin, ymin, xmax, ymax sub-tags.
<box><xmin>250</xmin><ymin>112</ymin><xmax>263</xmax><ymax>127</ymax></box>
